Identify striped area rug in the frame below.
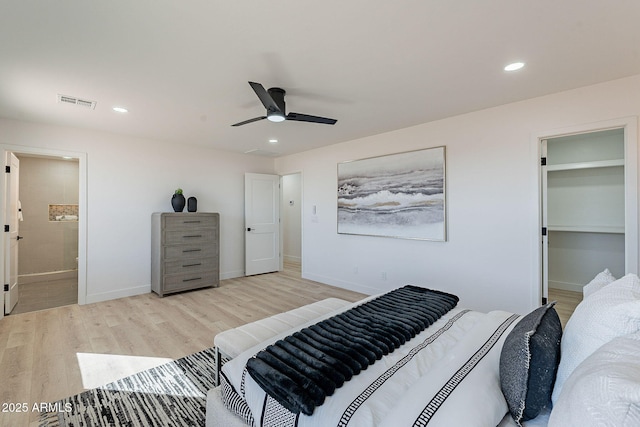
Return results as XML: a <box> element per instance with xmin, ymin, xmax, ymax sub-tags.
<box><xmin>39</xmin><ymin>347</ymin><xmax>217</xmax><ymax>427</ymax></box>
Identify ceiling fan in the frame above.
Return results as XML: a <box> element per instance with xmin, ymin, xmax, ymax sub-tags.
<box><xmin>231</xmin><ymin>81</ymin><xmax>337</xmax><ymax>127</ymax></box>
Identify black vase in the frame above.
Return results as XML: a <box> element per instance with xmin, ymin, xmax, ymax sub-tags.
<box><xmin>171</xmin><ymin>193</ymin><xmax>185</xmax><ymax>212</ymax></box>
<box><xmin>187</xmin><ymin>196</ymin><xmax>197</xmax><ymax>212</ymax></box>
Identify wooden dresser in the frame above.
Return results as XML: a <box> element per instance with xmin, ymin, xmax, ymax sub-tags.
<box><xmin>151</xmin><ymin>212</ymin><xmax>220</xmax><ymax>297</ymax></box>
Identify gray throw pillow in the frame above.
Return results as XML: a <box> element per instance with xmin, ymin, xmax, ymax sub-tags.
<box><xmin>500</xmin><ymin>303</ymin><xmax>562</xmax><ymax>426</ymax></box>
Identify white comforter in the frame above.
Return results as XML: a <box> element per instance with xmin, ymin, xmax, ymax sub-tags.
<box><xmin>221</xmin><ymin>306</ymin><xmax>521</xmax><ymax>427</ymax></box>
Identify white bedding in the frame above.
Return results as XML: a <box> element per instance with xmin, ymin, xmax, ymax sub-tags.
<box><xmin>220</xmin><ymin>306</ymin><xmax>521</xmax><ymax>427</ymax></box>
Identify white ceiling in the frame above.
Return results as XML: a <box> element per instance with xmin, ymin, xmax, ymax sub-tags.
<box><xmin>1</xmin><ymin>1</ymin><xmax>639</xmax><ymax>157</ymax></box>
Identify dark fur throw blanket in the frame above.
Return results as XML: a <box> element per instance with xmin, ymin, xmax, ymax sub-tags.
<box><xmin>246</xmin><ymin>285</ymin><xmax>459</xmax><ymax>415</ymax></box>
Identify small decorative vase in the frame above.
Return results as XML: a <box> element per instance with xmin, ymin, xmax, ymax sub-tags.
<box><xmin>171</xmin><ymin>193</ymin><xmax>186</xmax><ymax>212</ymax></box>
<box><xmin>187</xmin><ymin>196</ymin><xmax>197</xmax><ymax>212</ymax></box>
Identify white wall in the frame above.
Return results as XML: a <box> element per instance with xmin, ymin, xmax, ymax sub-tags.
<box><xmin>281</xmin><ymin>173</ymin><xmax>302</xmax><ymax>263</ymax></box>
<box><xmin>0</xmin><ymin>118</ymin><xmax>274</xmax><ymax>303</ymax></box>
<box><xmin>275</xmin><ymin>74</ymin><xmax>640</xmax><ymax>315</ymax></box>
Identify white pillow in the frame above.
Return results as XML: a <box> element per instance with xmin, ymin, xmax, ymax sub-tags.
<box><xmin>548</xmin><ymin>332</ymin><xmax>640</xmax><ymax>427</ymax></box>
<box><xmin>552</xmin><ymin>273</ymin><xmax>640</xmax><ymax>403</ymax></box>
<box><xmin>583</xmin><ymin>268</ymin><xmax>616</xmax><ymax>299</ymax></box>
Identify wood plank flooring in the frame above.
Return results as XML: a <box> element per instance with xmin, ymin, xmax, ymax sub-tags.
<box><xmin>548</xmin><ymin>288</ymin><xmax>582</xmax><ymax>327</ymax></box>
<box><xmin>0</xmin><ymin>262</ymin><xmax>365</xmax><ymax>426</ymax></box>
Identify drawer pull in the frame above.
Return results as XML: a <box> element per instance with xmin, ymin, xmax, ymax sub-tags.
<box><xmin>183</xmin><ymin>263</ymin><xmax>202</xmax><ymax>268</ymax></box>
<box><xmin>182</xmin><ymin>277</ymin><xmax>202</xmax><ymax>282</ymax></box>
<box><xmin>183</xmin><ymin>234</ymin><xmax>203</xmax><ymax>238</ymax></box>
<box><xmin>183</xmin><ymin>220</ymin><xmax>201</xmax><ymax>224</ymax></box>
<box><xmin>182</xmin><ymin>248</ymin><xmax>202</xmax><ymax>253</ymax></box>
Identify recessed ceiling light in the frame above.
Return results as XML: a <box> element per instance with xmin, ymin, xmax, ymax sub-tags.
<box><xmin>112</xmin><ymin>106</ymin><xmax>128</xmax><ymax>113</ymax></box>
<box><xmin>504</xmin><ymin>62</ymin><xmax>525</xmax><ymax>71</ymax></box>
<box><xmin>268</xmin><ymin>139</ymin><xmax>278</xmax><ymax>144</ymax></box>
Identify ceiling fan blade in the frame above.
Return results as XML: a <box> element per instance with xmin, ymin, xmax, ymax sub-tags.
<box><xmin>231</xmin><ymin>116</ymin><xmax>267</xmax><ymax>127</ymax></box>
<box><xmin>286</xmin><ymin>112</ymin><xmax>337</xmax><ymax>125</ymax></box>
<box><xmin>248</xmin><ymin>81</ymin><xmax>281</xmax><ymax>113</ymax></box>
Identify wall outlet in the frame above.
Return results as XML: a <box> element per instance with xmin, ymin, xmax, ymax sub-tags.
<box><xmin>381</xmin><ymin>271</ymin><xmax>387</xmax><ymax>281</ymax></box>
<box><xmin>353</xmin><ymin>266</ymin><xmax>358</xmax><ymax>274</ymax></box>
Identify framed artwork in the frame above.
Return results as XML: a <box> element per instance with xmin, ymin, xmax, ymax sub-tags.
<box><xmin>337</xmin><ymin>146</ymin><xmax>446</xmax><ymax>241</ymax></box>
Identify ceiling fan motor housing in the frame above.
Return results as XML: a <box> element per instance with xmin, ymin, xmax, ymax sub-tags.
<box><xmin>268</xmin><ymin>87</ymin><xmax>286</xmax><ymax>111</ymax></box>
<box><xmin>266</xmin><ymin>88</ymin><xmax>286</xmax><ymax>122</ymax></box>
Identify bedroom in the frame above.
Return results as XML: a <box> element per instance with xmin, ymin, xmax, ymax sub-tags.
<box><xmin>1</xmin><ymin>1</ymin><xmax>639</xmax><ymax>426</ymax></box>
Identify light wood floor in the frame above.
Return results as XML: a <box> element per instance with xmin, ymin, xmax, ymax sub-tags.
<box><xmin>0</xmin><ymin>262</ymin><xmax>365</xmax><ymax>426</ymax></box>
<box><xmin>548</xmin><ymin>288</ymin><xmax>582</xmax><ymax>327</ymax></box>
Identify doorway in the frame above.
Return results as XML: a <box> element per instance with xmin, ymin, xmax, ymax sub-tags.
<box><xmin>1</xmin><ymin>145</ymin><xmax>87</xmax><ymax>317</ymax></box>
<box><xmin>243</xmin><ymin>172</ymin><xmax>302</xmax><ymax>277</ymax></box>
<box><xmin>281</xmin><ymin>173</ymin><xmax>302</xmax><ymax>274</ymax></box>
<box><xmin>538</xmin><ymin>117</ymin><xmax>638</xmax><ymax>318</ymax></box>
<box><xmin>12</xmin><ymin>154</ymin><xmax>79</xmax><ymax>314</ymax></box>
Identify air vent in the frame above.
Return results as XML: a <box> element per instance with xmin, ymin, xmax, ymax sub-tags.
<box><xmin>243</xmin><ymin>149</ymin><xmax>280</xmax><ymax>157</ymax></box>
<box><xmin>57</xmin><ymin>94</ymin><xmax>97</xmax><ymax>110</ymax></box>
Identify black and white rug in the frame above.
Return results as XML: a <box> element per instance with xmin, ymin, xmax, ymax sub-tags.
<box><xmin>39</xmin><ymin>347</ymin><xmax>217</xmax><ymax>427</ymax></box>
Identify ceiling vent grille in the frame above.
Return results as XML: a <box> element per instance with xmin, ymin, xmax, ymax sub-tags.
<box><xmin>57</xmin><ymin>94</ymin><xmax>97</xmax><ymax>110</ymax></box>
<box><xmin>243</xmin><ymin>149</ymin><xmax>280</xmax><ymax>157</ymax></box>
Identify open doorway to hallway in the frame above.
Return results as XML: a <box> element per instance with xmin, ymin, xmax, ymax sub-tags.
<box><xmin>281</xmin><ymin>173</ymin><xmax>302</xmax><ymax>275</ymax></box>
<box><xmin>11</xmin><ymin>154</ymin><xmax>79</xmax><ymax>314</ymax></box>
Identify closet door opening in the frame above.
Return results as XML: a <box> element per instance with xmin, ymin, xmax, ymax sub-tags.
<box><xmin>540</xmin><ymin>121</ymin><xmax>638</xmax><ymax>323</ymax></box>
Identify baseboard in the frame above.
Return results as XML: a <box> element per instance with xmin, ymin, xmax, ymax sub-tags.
<box><xmin>85</xmin><ymin>284</ymin><xmax>151</xmax><ymax>304</ymax></box>
<box><xmin>19</xmin><ymin>270</ymin><xmax>78</xmax><ymax>285</ymax></box>
<box><xmin>85</xmin><ymin>271</ymin><xmax>244</xmax><ymax>304</ymax></box>
<box><xmin>549</xmin><ymin>280</ymin><xmax>584</xmax><ymax>293</ymax></box>
<box><xmin>284</xmin><ymin>255</ymin><xmax>301</xmax><ymax>263</ymax></box>
<box><xmin>220</xmin><ymin>270</ymin><xmax>244</xmax><ymax>280</ymax></box>
<box><xmin>303</xmin><ymin>272</ymin><xmax>377</xmax><ymax>296</ymax></box>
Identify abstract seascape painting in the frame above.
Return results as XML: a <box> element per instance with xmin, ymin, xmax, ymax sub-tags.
<box><xmin>337</xmin><ymin>147</ymin><xmax>446</xmax><ymax>241</ymax></box>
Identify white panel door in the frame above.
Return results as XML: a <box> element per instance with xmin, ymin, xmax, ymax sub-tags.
<box><xmin>245</xmin><ymin>173</ymin><xmax>280</xmax><ymax>276</ymax></box>
<box><xmin>4</xmin><ymin>152</ymin><xmax>20</xmax><ymax>314</ymax></box>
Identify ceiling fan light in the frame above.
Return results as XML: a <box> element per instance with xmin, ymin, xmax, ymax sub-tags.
<box><xmin>267</xmin><ymin>111</ymin><xmax>285</xmax><ymax>122</ymax></box>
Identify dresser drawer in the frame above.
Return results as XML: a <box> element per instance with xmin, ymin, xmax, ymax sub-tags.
<box><xmin>163</xmin><ymin>244</ymin><xmax>218</xmax><ymax>260</ymax></box>
<box><xmin>164</xmin><ymin>214</ymin><xmax>217</xmax><ymax>230</ymax></box>
<box><xmin>164</xmin><ymin>228</ymin><xmax>216</xmax><ymax>245</ymax></box>
<box><xmin>164</xmin><ymin>257</ymin><xmax>217</xmax><ymax>275</ymax></box>
<box><xmin>163</xmin><ymin>272</ymin><xmax>218</xmax><ymax>292</ymax></box>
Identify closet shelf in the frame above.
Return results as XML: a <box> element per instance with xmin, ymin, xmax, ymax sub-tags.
<box><xmin>547</xmin><ymin>225</ymin><xmax>625</xmax><ymax>234</ymax></box>
<box><xmin>546</xmin><ymin>159</ymin><xmax>624</xmax><ymax>172</ymax></box>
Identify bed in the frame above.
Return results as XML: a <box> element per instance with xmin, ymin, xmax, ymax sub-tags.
<box><xmin>206</xmin><ymin>271</ymin><xmax>640</xmax><ymax>427</ymax></box>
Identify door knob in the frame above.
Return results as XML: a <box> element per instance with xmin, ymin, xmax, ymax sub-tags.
<box><xmin>247</xmin><ymin>227</ymin><xmax>252</xmax><ymax>232</ymax></box>
<box><xmin>16</xmin><ymin>235</ymin><xmax>23</xmax><ymax>240</ymax></box>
